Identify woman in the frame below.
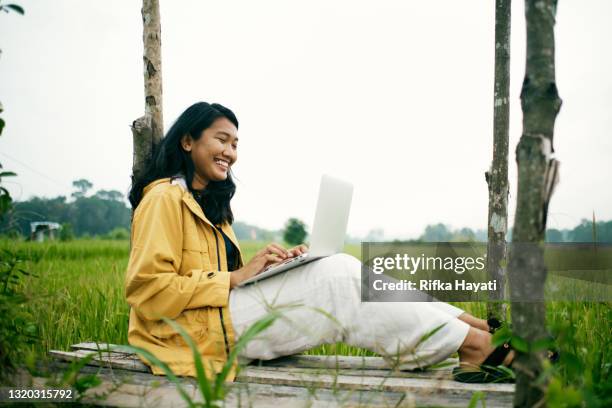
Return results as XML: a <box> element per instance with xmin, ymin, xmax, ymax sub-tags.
<box><xmin>125</xmin><ymin>102</ymin><xmax>515</xmax><ymax>383</ymax></box>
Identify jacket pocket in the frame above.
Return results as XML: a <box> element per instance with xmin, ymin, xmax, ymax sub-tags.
<box><xmin>150</xmin><ymin>309</ymin><xmax>207</xmax><ymax>341</ymax></box>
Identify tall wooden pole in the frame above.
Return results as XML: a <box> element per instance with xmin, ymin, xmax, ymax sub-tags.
<box><xmin>486</xmin><ymin>0</ymin><xmax>511</xmax><ymax>321</ymax></box>
<box><xmin>508</xmin><ymin>0</ymin><xmax>561</xmax><ymax>405</ymax></box>
<box><xmin>131</xmin><ymin>0</ymin><xmax>164</xmax><ymax>181</ymax></box>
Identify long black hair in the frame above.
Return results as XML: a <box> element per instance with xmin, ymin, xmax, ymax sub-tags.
<box><xmin>129</xmin><ymin>102</ymin><xmax>239</xmax><ymax>225</ymax></box>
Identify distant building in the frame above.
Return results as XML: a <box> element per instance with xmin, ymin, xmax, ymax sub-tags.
<box><xmin>30</xmin><ymin>222</ymin><xmax>61</xmax><ymax>242</ymax></box>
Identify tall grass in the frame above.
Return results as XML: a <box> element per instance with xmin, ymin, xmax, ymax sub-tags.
<box><xmin>1</xmin><ymin>238</ymin><xmax>609</xmax><ymax>405</ymax></box>
<box><xmin>0</xmin><ymin>238</ymin><xmax>361</xmax><ymax>358</ymax></box>
<box><xmin>0</xmin><ymin>239</ymin><xmax>130</xmax><ymax>358</ymax></box>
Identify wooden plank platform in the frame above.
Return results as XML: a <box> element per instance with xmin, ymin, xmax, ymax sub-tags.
<box><xmin>40</xmin><ymin>342</ymin><xmax>515</xmax><ymax>407</ymax></box>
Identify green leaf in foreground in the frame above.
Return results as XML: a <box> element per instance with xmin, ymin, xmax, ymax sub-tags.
<box><xmin>510</xmin><ymin>334</ymin><xmax>529</xmax><ymax>353</ymax></box>
<box><xmin>125</xmin><ymin>310</ymin><xmax>281</xmax><ymax>408</ymax></box>
<box><xmin>491</xmin><ymin>326</ymin><xmax>512</xmax><ymax>348</ymax></box>
<box><xmin>467</xmin><ymin>391</ymin><xmax>486</xmax><ymax>408</ymax></box>
<box><xmin>121</xmin><ymin>344</ymin><xmax>194</xmax><ymax>406</ymax></box>
<box><xmin>4</xmin><ymin>4</ymin><xmax>25</xmax><ymax>15</ymax></box>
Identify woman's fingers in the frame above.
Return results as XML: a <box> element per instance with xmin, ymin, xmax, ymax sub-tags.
<box><xmin>262</xmin><ymin>254</ymin><xmax>283</xmax><ymax>269</ymax></box>
<box><xmin>288</xmin><ymin>244</ymin><xmax>309</xmax><ymax>256</ymax></box>
<box><xmin>265</xmin><ymin>243</ymin><xmax>290</xmax><ymax>259</ymax></box>
<box><xmin>253</xmin><ymin>242</ymin><xmax>293</xmax><ymax>261</ymax></box>
<box><xmin>264</xmin><ymin>254</ymin><xmax>281</xmax><ymax>263</ymax></box>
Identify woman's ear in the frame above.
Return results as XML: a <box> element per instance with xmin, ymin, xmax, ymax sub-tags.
<box><xmin>181</xmin><ymin>135</ymin><xmax>193</xmax><ymax>152</ymax></box>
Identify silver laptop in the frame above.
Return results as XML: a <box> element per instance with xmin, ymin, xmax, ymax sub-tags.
<box><xmin>238</xmin><ymin>174</ymin><xmax>353</xmax><ymax>286</ymax></box>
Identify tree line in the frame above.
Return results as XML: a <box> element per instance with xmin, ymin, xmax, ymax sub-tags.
<box><xmin>1</xmin><ymin>182</ymin><xmax>610</xmax><ymax>244</ymax></box>
<box><xmin>0</xmin><ymin>179</ymin><xmax>131</xmax><ymax>239</ymax></box>
<box><xmin>415</xmin><ymin>222</ymin><xmax>612</xmax><ymax>244</ymax></box>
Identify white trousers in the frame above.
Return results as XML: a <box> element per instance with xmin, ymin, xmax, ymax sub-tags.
<box><xmin>228</xmin><ymin>253</ymin><xmax>470</xmax><ymax>369</ymax></box>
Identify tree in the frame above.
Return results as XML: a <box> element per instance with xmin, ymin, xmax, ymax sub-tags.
<box><xmin>71</xmin><ymin>179</ymin><xmax>93</xmax><ymax>199</ymax></box>
<box><xmin>545</xmin><ymin>228</ymin><xmax>563</xmax><ymax>243</ymax></box>
<box><xmin>420</xmin><ymin>223</ymin><xmax>452</xmax><ymax>242</ymax></box>
<box><xmin>0</xmin><ymin>194</ymin><xmax>131</xmax><ymax>238</ymax></box>
<box><xmin>452</xmin><ymin>227</ymin><xmax>477</xmax><ymax>242</ymax></box>
<box><xmin>283</xmin><ymin>218</ymin><xmax>307</xmax><ymax>246</ymax></box>
<box><xmin>508</xmin><ymin>0</ymin><xmax>562</xmax><ymax>405</ymax></box>
<box><xmin>59</xmin><ymin>223</ymin><xmax>74</xmax><ymax>242</ymax></box>
<box><xmin>486</xmin><ymin>0</ymin><xmax>512</xmax><ymax>322</ymax></box>
<box><xmin>94</xmin><ymin>189</ymin><xmax>124</xmax><ymax>202</ymax></box>
<box><xmin>131</xmin><ymin>0</ymin><xmax>164</xmax><ymax>182</ymax></box>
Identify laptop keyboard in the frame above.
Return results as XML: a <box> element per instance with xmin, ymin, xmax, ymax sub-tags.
<box><xmin>263</xmin><ymin>253</ymin><xmax>308</xmax><ymax>272</ymax></box>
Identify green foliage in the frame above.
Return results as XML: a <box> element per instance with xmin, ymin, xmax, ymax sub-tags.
<box><xmin>0</xmin><ymin>248</ymin><xmax>38</xmax><ymax>384</ymax></box>
<box><xmin>545</xmin><ymin>302</ymin><xmax>612</xmax><ymax>407</ymax></box>
<box><xmin>283</xmin><ymin>217</ymin><xmax>307</xmax><ymax>246</ymax></box>
<box><xmin>0</xmin><ymin>3</ymin><xmax>25</xmax><ymax>15</ymax></box>
<box><xmin>467</xmin><ymin>391</ymin><xmax>486</xmax><ymax>408</ymax></box>
<box><xmin>71</xmin><ymin>178</ymin><xmax>93</xmax><ymax>199</ymax></box>
<box><xmin>416</xmin><ymin>221</ymin><xmax>612</xmax><ymax>244</ymax></box>
<box><xmin>0</xmin><ymin>167</ymin><xmax>15</xmax><ymax>218</ymax></box>
<box><xmin>0</xmin><ymin>101</ymin><xmax>4</xmax><ymax>134</ymax></box>
<box><xmin>0</xmin><ymin>239</ymin><xmax>130</xmax><ymax>361</ymax></box>
<box><xmin>545</xmin><ymin>219</ymin><xmax>612</xmax><ymax>243</ymax></box>
<box><xmin>546</xmin><ymin>228</ymin><xmax>564</xmax><ymax>243</ymax></box>
<box><xmin>0</xmin><ymin>100</ymin><xmax>16</xmax><ymax>219</ymax></box>
<box><xmin>59</xmin><ymin>223</ymin><xmax>74</xmax><ymax>241</ymax></box>
<box><xmin>420</xmin><ymin>223</ymin><xmax>453</xmax><ymax>242</ymax></box>
<box><xmin>489</xmin><ymin>302</ymin><xmax>611</xmax><ymax>406</ymax></box>
<box><xmin>420</xmin><ymin>223</ymin><xmax>485</xmax><ymax>242</ymax></box>
<box><xmin>103</xmin><ymin>227</ymin><xmax>130</xmax><ymax>240</ymax></box>
<box><xmin>568</xmin><ymin>219</ymin><xmax>612</xmax><ymax>243</ymax></box>
<box><xmin>44</xmin><ymin>349</ymin><xmax>103</xmax><ymax>402</ymax></box>
<box><xmin>94</xmin><ymin>189</ymin><xmax>123</xmax><ymax>202</ymax></box>
<box><xmin>0</xmin><ymin>188</ymin><xmax>131</xmax><ymax>237</ymax></box>
<box><xmin>0</xmin><ymin>238</ymin><xmax>608</xmax><ymax>405</ymax></box>
<box><xmin>0</xmin><ymin>4</ymin><xmax>37</xmax><ymax>386</ymax></box>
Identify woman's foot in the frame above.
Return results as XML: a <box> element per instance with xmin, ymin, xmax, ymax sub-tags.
<box><xmin>457</xmin><ymin>313</ymin><xmax>491</xmax><ymax>332</ymax></box>
<box><xmin>457</xmin><ymin>327</ymin><xmax>515</xmax><ymax>371</ymax></box>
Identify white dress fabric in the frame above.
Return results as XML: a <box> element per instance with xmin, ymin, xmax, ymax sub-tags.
<box><xmin>229</xmin><ymin>253</ymin><xmax>470</xmax><ymax>370</ymax></box>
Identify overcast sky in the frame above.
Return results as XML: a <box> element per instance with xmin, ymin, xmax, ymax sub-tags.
<box><xmin>1</xmin><ymin>0</ymin><xmax>610</xmax><ymax>239</ymax></box>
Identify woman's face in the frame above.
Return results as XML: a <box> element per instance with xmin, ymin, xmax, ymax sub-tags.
<box><xmin>181</xmin><ymin>117</ymin><xmax>238</xmax><ymax>189</ymax></box>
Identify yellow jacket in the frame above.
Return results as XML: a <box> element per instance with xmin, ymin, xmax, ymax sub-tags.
<box><xmin>125</xmin><ymin>177</ymin><xmax>244</xmax><ymax>380</ymax></box>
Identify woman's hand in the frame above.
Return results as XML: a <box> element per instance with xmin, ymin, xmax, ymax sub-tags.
<box><xmin>287</xmin><ymin>244</ymin><xmax>308</xmax><ymax>257</ymax></box>
<box><xmin>230</xmin><ymin>243</ymin><xmax>300</xmax><ymax>289</ymax></box>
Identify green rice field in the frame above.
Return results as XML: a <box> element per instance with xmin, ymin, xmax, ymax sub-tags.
<box><xmin>1</xmin><ymin>238</ymin><xmax>610</xmax><ymax>405</ymax></box>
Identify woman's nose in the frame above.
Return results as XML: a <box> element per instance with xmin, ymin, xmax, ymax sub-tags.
<box><xmin>223</xmin><ymin>144</ymin><xmax>237</xmax><ymax>161</ymax></box>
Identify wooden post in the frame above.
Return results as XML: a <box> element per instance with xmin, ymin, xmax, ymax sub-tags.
<box><xmin>486</xmin><ymin>0</ymin><xmax>511</xmax><ymax>322</ymax></box>
<box><xmin>508</xmin><ymin>0</ymin><xmax>561</xmax><ymax>405</ymax></box>
<box><xmin>131</xmin><ymin>0</ymin><xmax>164</xmax><ymax>181</ymax></box>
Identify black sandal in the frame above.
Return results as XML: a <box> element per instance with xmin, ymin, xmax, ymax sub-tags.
<box><xmin>453</xmin><ymin>342</ymin><xmax>516</xmax><ymax>383</ymax></box>
<box><xmin>487</xmin><ymin>318</ymin><xmax>560</xmax><ymax>363</ymax></box>
<box><xmin>487</xmin><ymin>317</ymin><xmax>503</xmax><ymax>334</ymax></box>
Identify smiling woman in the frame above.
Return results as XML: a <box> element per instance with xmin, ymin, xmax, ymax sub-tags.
<box><xmin>128</xmin><ymin>102</ymin><xmax>239</xmax><ymax>226</ymax></box>
<box><xmin>124</xmin><ymin>101</ymin><xmax>512</xmax><ymax>383</ymax></box>
<box><xmin>180</xmin><ymin>117</ymin><xmax>238</xmax><ymax>190</ymax></box>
